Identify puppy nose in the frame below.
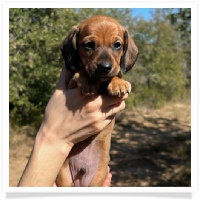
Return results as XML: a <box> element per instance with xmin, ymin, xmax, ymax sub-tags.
<box><xmin>97</xmin><ymin>62</ymin><xmax>112</xmax><ymax>74</ymax></box>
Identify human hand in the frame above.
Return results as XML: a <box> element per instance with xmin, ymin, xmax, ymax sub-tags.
<box><xmin>102</xmin><ymin>167</ymin><xmax>112</xmax><ymax>187</ymax></box>
<box><xmin>18</xmin><ymin>66</ymin><xmax>128</xmax><ymax>187</ymax></box>
<box><xmin>38</xmin><ymin>66</ymin><xmax>130</xmax><ymax>148</ymax></box>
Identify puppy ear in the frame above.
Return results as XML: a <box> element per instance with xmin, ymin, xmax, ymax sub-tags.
<box><xmin>61</xmin><ymin>26</ymin><xmax>80</xmax><ymax>72</ymax></box>
<box><xmin>120</xmin><ymin>30</ymin><xmax>138</xmax><ymax>73</ymax></box>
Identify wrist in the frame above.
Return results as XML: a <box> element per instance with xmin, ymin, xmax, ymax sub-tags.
<box><xmin>18</xmin><ymin>127</ymin><xmax>73</xmax><ymax>187</ymax></box>
<box><xmin>36</xmin><ymin>125</ymin><xmax>73</xmax><ymax>158</ymax></box>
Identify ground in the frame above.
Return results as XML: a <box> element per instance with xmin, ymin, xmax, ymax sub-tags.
<box><xmin>9</xmin><ymin>100</ymin><xmax>191</xmax><ymax>187</ymax></box>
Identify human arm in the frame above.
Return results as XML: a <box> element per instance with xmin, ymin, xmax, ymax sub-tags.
<box><xmin>18</xmin><ymin>66</ymin><xmax>130</xmax><ymax>186</ymax></box>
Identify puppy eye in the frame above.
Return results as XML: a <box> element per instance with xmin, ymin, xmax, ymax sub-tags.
<box><xmin>83</xmin><ymin>41</ymin><xmax>95</xmax><ymax>50</ymax></box>
<box><xmin>113</xmin><ymin>42</ymin><xmax>122</xmax><ymax>50</ymax></box>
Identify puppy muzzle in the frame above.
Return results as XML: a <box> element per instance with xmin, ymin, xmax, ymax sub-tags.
<box><xmin>96</xmin><ymin>62</ymin><xmax>112</xmax><ymax>75</ymax></box>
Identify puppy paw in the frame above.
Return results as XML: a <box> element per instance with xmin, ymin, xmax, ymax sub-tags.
<box><xmin>68</xmin><ymin>71</ymin><xmax>99</xmax><ymax>96</ymax></box>
<box><xmin>107</xmin><ymin>77</ymin><xmax>130</xmax><ymax>97</ymax></box>
<box><xmin>78</xmin><ymin>83</ymin><xmax>99</xmax><ymax>96</ymax></box>
<box><xmin>77</xmin><ymin>74</ymin><xmax>99</xmax><ymax>96</ymax></box>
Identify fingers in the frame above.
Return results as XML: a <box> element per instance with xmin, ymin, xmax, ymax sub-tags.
<box><xmin>70</xmin><ymin>89</ymin><xmax>127</xmax><ymax>120</ymax></box>
<box><xmin>82</xmin><ymin>92</ymin><xmax>128</xmax><ymax>116</ymax></box>
<box><xmin>103</xmin><ymin>166</ymin><xmax>112</xmax><ymax>187</ymax></box>
<box><xmin>53</xmin><ymin>183</ymin><xmax>57</xmax><ymax>187</ymax></box>
<box><xmin>101</xmin><ymin>92</ymin><xmax>129</xmax><ymax>107</ymax></box>
<box><xmin>55</xmin><ymin>65</ymin><xmax>74</xmax><ymax>91</ymax></box>
<box><xmin>55</xmin><ymin>65</ymin><xmax>66</xmax><ymax>90</ymax></box>
<box><xmin>103</xmin><ymin>100</ymin><xmax>126</xmax><ymax>119</ymax></box>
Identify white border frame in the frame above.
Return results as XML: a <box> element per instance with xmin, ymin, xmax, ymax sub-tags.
<box><xmin>1</xmin><ymin>0</ymin><xmax>198</xmax><ymax>196</ymax></box>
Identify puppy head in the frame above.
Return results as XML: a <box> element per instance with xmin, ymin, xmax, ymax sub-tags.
<box><xmin>61</xmin><ymin>15</ymin><xmax>138</xmax><ymax>78</ymax></box>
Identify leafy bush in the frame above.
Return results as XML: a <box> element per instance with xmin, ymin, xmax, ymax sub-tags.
<box><xmin>9</xmin><ymin>8</ymin><xmax>190</xmax><ymax>127</ymax></box>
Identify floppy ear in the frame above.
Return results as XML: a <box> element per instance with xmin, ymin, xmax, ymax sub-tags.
<box><xmin>120</xmin><ymin>30</ymin><xmax>138</xmax><ymax>73</ymax></box>
<box><xmin>60</xmin><ymin>26</ymin><xmax>80</xmax><ymax>72</ymax></box>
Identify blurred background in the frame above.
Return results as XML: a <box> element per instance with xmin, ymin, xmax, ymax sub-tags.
<box><xmin>9</xmin><ymin>8</ymin><xmax>191</xmax><ymax>187</ymax></box>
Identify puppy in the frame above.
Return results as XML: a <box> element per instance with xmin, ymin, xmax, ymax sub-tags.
<box><xmin>56</xmin><ymin>15</ymin><xmax>138</xmax><ymax>187</ymax></box>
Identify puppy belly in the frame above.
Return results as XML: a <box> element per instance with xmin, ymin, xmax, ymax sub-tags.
<box><xmin>68</xmin><ymin>136</ymin><xmax>101</xmax><ymax>187</ymax></box>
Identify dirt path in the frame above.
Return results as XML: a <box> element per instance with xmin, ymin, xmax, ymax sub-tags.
<box><xmin>9</xmin><ymin>101</ymin><xmax>191</xmax><ymax>187</ymax></box>
<box><xmin>110</xmin><ymin>101</ymin><xmax>191</xmax><ymax>186</ymax></box>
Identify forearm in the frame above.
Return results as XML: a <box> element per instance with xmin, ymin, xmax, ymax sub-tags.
<box><xmin>18</xmin><ymin>128</ymin><xmax>72</xmax><ymax>187</ymax></box>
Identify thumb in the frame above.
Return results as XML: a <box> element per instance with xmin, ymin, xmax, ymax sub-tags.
<box><xmin>55</xmin><ymin>64</ymin><xmax>73</xmax><ymax>91</ymax></box>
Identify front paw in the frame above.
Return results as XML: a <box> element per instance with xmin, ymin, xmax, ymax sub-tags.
<box><xmin>68</xmin><ymin>72</ymin><xmax>99</xmax><ymax>96</ymax></box>
<box><xmin>77</xmin><ymin>74</ymin><xmax>99</xmax><ymax>96</ymax></box>
<box><xmin>78</xmin><ymin>82</ymin><xmax>99</xmax><ymax>96</ymax></box>
<box><xmin>107</xmin><ymin>77</ymin><xmax>130</xmax><ymax>97</ymax></box>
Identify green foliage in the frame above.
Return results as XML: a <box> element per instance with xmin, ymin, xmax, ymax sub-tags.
<box><xmin>9</xmin><ymin>8</ymin><xmax>191</xmax><ymax>127</ymax></box>
<box><xmin>9</xmin><ymin>8</ymin><xmax>78</xmax><ymax>126</ymax></box>
<box><xmin>125</xmin><ymin>9</ymin><xmax>190</xmax><ymax>108</ymax></box>
<box><xmin>168</xmin><ymin>8</ymin><xmax>191</xmax><ymax>84</ymax></box>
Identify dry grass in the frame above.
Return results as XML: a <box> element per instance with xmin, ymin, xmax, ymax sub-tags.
<box><xmin>9</xmin><ymin>100</ymin><xmax>191</xmax><ymax>187</ymax></box>
<box><xmin>110</xmin><ymin>99</ymin><xmax>191</xmax><ymax>186</ymax></box>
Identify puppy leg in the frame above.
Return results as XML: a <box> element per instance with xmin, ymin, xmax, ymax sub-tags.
<box><xmin>56</xmin><ymin>159</ymin><xmax>74</xmax><ymax>187</ymax></box>
<box><xmin>107</xmin><ymin>76</ymin><xmax>131</xmax><ymax>97</ymax></box>
<box><xmin>68</xmin><ymin>71</ymin><xmax>100</xmax><ymax>96</ymax></box>
<box><xmin>89</xmin><ymin>120</ymin><xmax>114</xmax><ymax>186</ymax></box>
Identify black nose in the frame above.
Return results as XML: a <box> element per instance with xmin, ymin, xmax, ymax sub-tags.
<box><xmin>97</xmin><ymin>62</ymin><xmax>112</xmax><ymax>74</ymax></box>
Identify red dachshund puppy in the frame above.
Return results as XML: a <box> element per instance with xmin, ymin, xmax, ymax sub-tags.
<box><xmin>56</xmin><ymin>15</ymin><xmax>138</xmax><ymax>186</ymax></box>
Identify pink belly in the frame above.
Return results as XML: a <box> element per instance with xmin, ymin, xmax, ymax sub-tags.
<box><xmin>68</xmin><ymin>136</ymin><xmax>100</xmax><ymax>187</ymax></box>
